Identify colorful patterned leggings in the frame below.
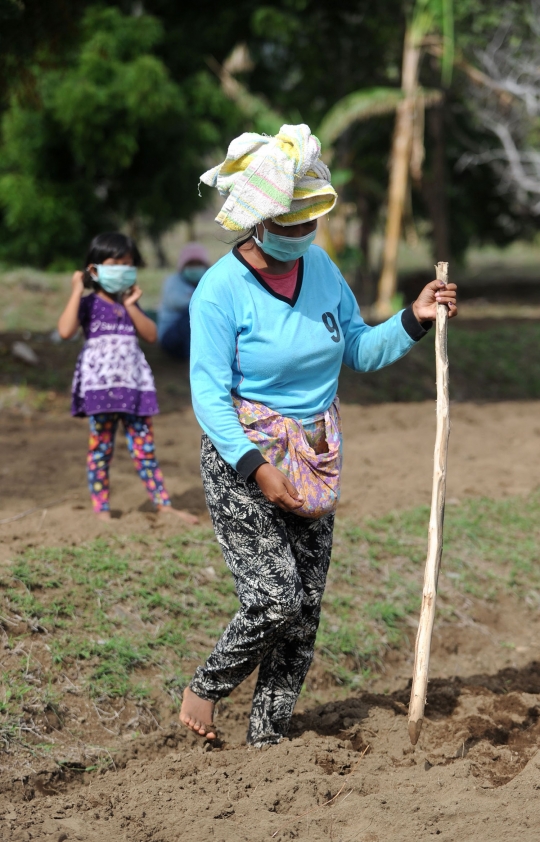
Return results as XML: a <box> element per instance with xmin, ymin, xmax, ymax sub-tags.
<box><xmin>87</xmin><ymin>413</ymin><xmax>171</xmax><ymax>513</ymax></box>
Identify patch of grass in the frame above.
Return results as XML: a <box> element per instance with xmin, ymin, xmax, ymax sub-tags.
<box><xmin>5</xmin><ymin>321</ymin><xmax>540</xmax><ymax>417</ymax></box>
<box><xmin>318</xmin><ymin>492</ymin><xmax>540</xmax><ymax>685</ymax></box>
<box><xmin>0</xmin><ymin>529</ymin><xmax>235</xmax><ymax>711</ymax></box>
<box><xmin>338</xmin><ymin>321</ymin><xmax>540</xmax><ymax>404</ymax></box>
<box><xmin>1</xmin><ymin>494</ymin><xmax>540</xmax><ymax>740</ymax></box>
<box><xmin>0</xmin><ymin>267</ymin><xmax>166</xmax><ymax>333</ymax></box>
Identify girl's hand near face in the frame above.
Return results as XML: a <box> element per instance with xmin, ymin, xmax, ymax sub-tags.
<box><xmin>71</xmin><ymin>270</ymin><xmax>84</xmax><ymax>295</ymax></box>
<box><xmin>123</xmin><ymin>284</ymin><xmax>143</xmax><ymax>308</ymax></box>
<box><xmin>412</xmin><ymin>280</ymin><xmax>458</xmax><ymax>323</ymax></box>
<box><xmin>58</xmin><ymin>271</ymin><xmax>85</xmax><ymax>339</ymax></box>
<box><xmin>123</xmin><ymin>286</ymin><xmax>157</xmax><ymax>343</ymax></box>
<box><xmin>253</xmin><ymin>463</ymin><xmax>304</xmax><ymax>512</ymax></box>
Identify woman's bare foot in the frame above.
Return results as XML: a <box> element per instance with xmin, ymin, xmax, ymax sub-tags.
<box><xmin>157</xmin><ymin>505</ymin><xmax>199</xmax><ymax>525</ymax></box>
<box><xmin>96</xmin><ymin>511</ymin><xmax>111</xmax><ymax>522</ymax></box>
<box><xmin>179</xmin><ymin>687</ymin><xmax>216</xmax><ymax>739</ymax></box>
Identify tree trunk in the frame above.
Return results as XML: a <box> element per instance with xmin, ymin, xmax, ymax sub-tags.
<box><xmin>422</xmin><ymin>101</ymin><xmax>450</xmax><ymax>262</ymax></box>
<box><xmin>374</xmin><ymin>29</ymin><xmax>421</xmax><ymax>319</ymax></box>
<box><xmin>357</xmin><ymin>195</ymin><xmax>375</xmax><ymax>305</ymax></box>
<box><xmin>151</xmin><ymin>233</ymin><xmax>168</xmax><ymax>268</ymax></box>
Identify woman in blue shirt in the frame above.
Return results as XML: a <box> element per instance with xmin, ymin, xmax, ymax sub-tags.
<box><xmin>157</xmin><ymin>242</ymin><xmax>210</xmax><ymax>359</ymax></box>
<box><xmin>180</xmin><ymin>124</ymin><xmax>457</xmax><ymax>746</ymax></box>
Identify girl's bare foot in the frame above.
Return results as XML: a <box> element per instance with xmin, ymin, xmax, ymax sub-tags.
<box><xmin>157</xmin><ymin>505</ymin><xmax>199</xmax><ymax>525</ymax></box>
<box><xmin>96</xmin><ymin>511</ymin><xmax>111</xmax><ymax>522</ymax></box>
<box><xmin>179</xmin><ymin>687</ymin><xmax>216</xmax><ymax>739</ymax></box>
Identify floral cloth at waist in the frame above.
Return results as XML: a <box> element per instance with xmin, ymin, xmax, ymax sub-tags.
<box><xmin>233</xmin><ymin>394</ymin><xmax>342</xmax><ymax>519</ymax></box>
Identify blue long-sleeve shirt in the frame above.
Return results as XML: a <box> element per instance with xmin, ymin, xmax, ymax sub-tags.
<box><xmin>189</xmin><ymin>245</ymin><xmax>430</xmax><ymax>478</ymax></box>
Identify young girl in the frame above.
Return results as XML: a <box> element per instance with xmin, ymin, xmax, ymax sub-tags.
<box><xmin>58</xmin><ymin>231</ymin><xmax>198</xmax><ymax>524</ymax></box>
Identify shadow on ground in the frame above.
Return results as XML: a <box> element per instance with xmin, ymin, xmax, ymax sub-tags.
<box><xmin>290</xmin><ymin>661</ymin><xmax>540</xmax><ymax>786</ymax></box>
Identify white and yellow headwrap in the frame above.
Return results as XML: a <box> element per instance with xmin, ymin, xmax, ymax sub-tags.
<box><xmin>200</xmin><ymin>123</ymin><xmax>337</xmax><ymax>231</ymax></box>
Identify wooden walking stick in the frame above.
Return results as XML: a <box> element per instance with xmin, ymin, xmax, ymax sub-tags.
<box><xmin>408</xmin><ymin>261</ymin><xmax>450</xmax><ymax>746</ymax></box>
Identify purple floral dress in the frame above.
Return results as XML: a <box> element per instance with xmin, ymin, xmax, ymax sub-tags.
<box><xmin>71</xmin><ymin>293</ymin><xmax>159</xmax><ymax>418</ymax></box>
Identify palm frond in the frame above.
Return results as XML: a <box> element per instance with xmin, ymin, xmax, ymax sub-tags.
<box><xmin>317</xmin><ymin>88</ymin><xmax>404</xmax><ymax>148</ymax></box>
<box><xmin>317</xmin><ymin>87</ymin><xmax>444</xmax><ymax>150</ymax></box>
<box><xmin>410</xmin><ymin>0</ymin><xmax>435</xmax><ymax>45</ymax></box>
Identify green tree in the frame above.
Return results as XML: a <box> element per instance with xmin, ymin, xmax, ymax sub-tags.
<box><xmin>0</xmin><ymin>0</ymin><xmax>23</xmax><ymax>18</ymax></box>
<box><xmin>0</xmin><ymin>0</ymin><xmax>90</xmax><ymax>101</ymax></box>
<box><xmin>0</xmin><ymin>5</ymin><xmax>235</xmax><ymax>267</ymax></box>
<box><xmin>0</xmin><ymin>0</ymin><xmax>533</xmax><ymax>274</ymax></box>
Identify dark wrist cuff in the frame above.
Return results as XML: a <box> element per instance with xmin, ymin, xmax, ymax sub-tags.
<box><xmin>402</xmin><ymin>304</ymin><xmax>432</xmax><ymax>341</ymax></box>
<box><xmin>236</xmin><ymin>448</ymin><xmax>267</xmax><ymax>481</ymax></box>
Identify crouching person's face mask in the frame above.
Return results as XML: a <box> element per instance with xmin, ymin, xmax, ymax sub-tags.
<box><xmin>94</xmin><ymin>264</ymin><xmax>138</xmax><ymax>294</ymax></box>
<box><xmin>183</xmin><ymin>265</ymin><xmax>207</xmax><ymax>286</ymax></box>
<box><xmin>253</xmin><ymin>222</ymin><xmax>316</xmax><ymax>262</ymax></box>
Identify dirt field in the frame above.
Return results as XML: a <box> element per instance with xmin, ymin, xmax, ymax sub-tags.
<box><xmin>1</xmin><ymin>400</ymin><xmax>539</xmax><ymax>555</ymax></box>
<box><xmin>2</xmin><ymin>400</ymin><xmax>540</xmax><ymax>841</ymax></box>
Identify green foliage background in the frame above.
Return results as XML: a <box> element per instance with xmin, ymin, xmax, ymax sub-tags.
<box><xmin>0</xmin><ymin>4</ymin><xmax>239</xmax><ymax>267</ymax></box>
<box><xmin>0</xmin><ymin>0</ymin><xmax>536</xmax><ymax>268</ymax></box>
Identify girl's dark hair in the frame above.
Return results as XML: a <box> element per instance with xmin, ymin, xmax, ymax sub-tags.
<box><xmin>83</xmin><ymin>232</ymin><xmax>144</xmax><ymax>290</ymax></box>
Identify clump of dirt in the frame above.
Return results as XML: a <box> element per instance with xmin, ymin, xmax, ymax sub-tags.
<box><xmin>290</xmin><ymin>663</ymin><xmax>540</xmax><ymax>788</ymax></box>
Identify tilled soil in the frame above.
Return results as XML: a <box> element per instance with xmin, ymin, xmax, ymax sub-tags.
<box><xmin>1</xmin><ymin>400</ymin><xmax>540</xmax><ymax>557</ymax></box>
<box><xmin>3</xmin><ymin>664</ymin><xmax>540</xmax><ymax>841</ymax></box>
<box><xmin>2</xmin><ymin>401</ymin><xmax>540</xmax><ymax>840</ymax></box>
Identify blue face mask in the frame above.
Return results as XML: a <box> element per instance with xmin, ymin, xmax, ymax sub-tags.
<box><xmin>183</xmin><ymin>266</ymin><xmax>207</xmax><ymax>286</ymax></box>
<box><xmin>253</xmin><ymin>224</ymin><xmax>316</xmax><ymax>262</ymax></box>
<box><xmin>95</xmin><ymin>264</ymin><xmax>137</xmax><ymax>294</ymax></box>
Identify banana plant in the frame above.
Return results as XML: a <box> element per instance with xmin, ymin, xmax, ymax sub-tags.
<box><xmin>211</xmin><ymin>45</ymin><xmax>442</xmax><ymax>160</ymax></box>
<box><xmin>375</xmin><ymin>0</ymin><xmax>454</xmax><ymax>318</ymax></box>
<box><xmin>210</xmin><ymin>9</ymin><xmax>451</xmax><ymax>292</ymax></box>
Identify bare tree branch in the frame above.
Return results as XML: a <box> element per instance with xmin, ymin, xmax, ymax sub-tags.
<box><xmin>456</xmin><ymin>1</ymin><xmax>540</xmax><ymax>214</ymax></box>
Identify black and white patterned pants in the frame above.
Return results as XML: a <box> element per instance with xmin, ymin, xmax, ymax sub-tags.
<box><xmin>190</xmin><ymin>435</ymin><xmax>335</xmax><ymax>747</ymax></box>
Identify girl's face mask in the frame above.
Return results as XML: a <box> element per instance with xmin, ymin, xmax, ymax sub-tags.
<box><xmin>253</xmin><ymin>223</ymin><xmax>316</xmax><ymax>262</ymax></box>
<box><xmin>93</xmin><ymin>264</ymin><xmax>137</xmax><ymax>294</ymax></box>
<box><xmin>183</xmin><ymin>265</ymin><xmax>207</xmax><ymax>286</ymax></box>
